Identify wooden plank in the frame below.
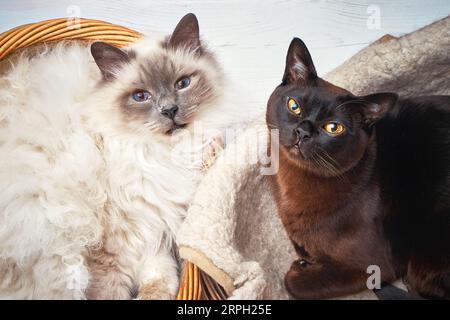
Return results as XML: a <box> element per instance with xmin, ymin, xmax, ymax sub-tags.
<box><xmin>1</xmin><ymin>0</ymin><xmax>448</xmax><ymax>110</ymax></box>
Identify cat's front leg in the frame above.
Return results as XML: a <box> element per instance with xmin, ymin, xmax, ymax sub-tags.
<box><xmin>284</xmin><ymin>259</ymin><xmax>370</xmax><ymax>299</ymax></box>
<box><xmin>406</xmin><ymin>258</ymin><xmax>450</xmax><ymax>299</ymax></box>
<box><xmin>137</xmin><ymin>249</ymin><xmax>179</xmax><ymax>300</ymax></box>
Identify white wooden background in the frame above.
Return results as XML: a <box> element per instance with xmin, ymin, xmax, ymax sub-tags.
<box><xmin>1</xmin><ymin>0</ymin><xmax>449</xmax><ymax>110</ymax></box>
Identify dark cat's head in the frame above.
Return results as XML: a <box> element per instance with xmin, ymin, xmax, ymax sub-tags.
<box><xmin>267</xmin><ymin>38</ymin><xmax>398</xmax><ymax>177</ymax></box>
<box><xmin>89</xmin><ymin>13</ymin><xmax>223</xmax><ymax>137</ymax></box>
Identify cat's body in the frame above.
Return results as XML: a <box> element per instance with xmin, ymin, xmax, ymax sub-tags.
<box><xmin>377</xmin><ymin>96</ymin><xmax>450</xmax><ymax>298</ymax></box>
<box><xmin>267</xmin><ymin>38</ymin><xmax>450</xmax><ymax>299</ymax></box>
<box><xmin>0</xmin><ymin>14</ymin><xmax>234</xmax><ymax>299</ymax></box>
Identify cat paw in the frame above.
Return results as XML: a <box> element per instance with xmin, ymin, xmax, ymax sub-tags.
<box><xmin>137</xmin><ymin>279</ymin><xmax>176</xmax><ymax>300</ymax></box>
<box><xmin>284</xmin><ymin>260</ymin><xmax>311</xmax><ymax>299</ymax></box>
<box><xmin>202</xmin><ymin>136</ymin><xmax>224</xmax><ymax>170</ymax></box>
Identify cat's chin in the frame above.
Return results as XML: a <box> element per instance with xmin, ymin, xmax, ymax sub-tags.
<box><xmin>287</xmin><ymin>143</ymin><xmax>302</xmax><ymax>158</ymax></box>
<box><xmin>282</xmin><ymin>144</ymin><xmax>307</xmax><ymax>164</ymax></box>
<box><xmin>283</xmin><ymin>140</ymin><xmax>306</xmax><ymax>160</ymax></box>
<box><xmin>282</xmin><ymin>145</ymin><xmax>344</xmax><ymax>178</ymax></box>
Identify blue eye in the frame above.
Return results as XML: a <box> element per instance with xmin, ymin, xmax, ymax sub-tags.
<box><xmin>132</xmin><ymin>90</ymin><xmax>151</xmax><ymax>102</ymax></box>
<box><xmin>175</xmin><ymin>77</ymin><xmax>191</xmax><ymax>90</ymax></box>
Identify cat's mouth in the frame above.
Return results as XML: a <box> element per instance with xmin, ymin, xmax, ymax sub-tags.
<box><xmin>288</xmin><ymin>140</ymin><xmax>305</xmax><ymax>158</ymax></box>
<box><xmin>165</xmin><ymin>122</ymin><xmax>187</xmax><ymax>135</ymax></box>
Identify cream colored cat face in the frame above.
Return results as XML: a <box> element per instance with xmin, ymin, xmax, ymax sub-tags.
<box><xmin>91</xmin><ymin>13</ymin><xmax>223</xmax><ymax>136</ymax></box>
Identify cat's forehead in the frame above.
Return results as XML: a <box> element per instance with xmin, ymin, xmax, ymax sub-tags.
<box><xmin>137</xmin><ymin>54</ymin><xmax>180</xmax><ymax>87</ymax></box>
<box><xmin>134</xmin><ymin>50</ymin><xmax>208</xmax><ymax>88</ymax></box>
<box><xmin>289</xmin><ymin>87</ymin><xmax>336</xmax><ymax>107</ymax></box>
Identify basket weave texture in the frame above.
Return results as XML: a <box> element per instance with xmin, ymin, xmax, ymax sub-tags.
<box><xmin>0</xmin><ymin>17</ymin><xmax>141</xmax><ymax>60</ymax></box>
<box><xmin>0</xmin><ymin>17</ymin><xmax>226</xmax><ymax>300</ymax></box>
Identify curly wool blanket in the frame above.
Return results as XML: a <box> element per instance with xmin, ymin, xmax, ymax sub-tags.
<box><xmin>177</xmin><ymin>16</ymin><xmax>450</xmax><ymax>299</ymax></box>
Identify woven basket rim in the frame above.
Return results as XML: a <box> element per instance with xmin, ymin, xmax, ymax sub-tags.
<box><xmin>0</xmin><ymin>17</ymin><xmax>142</xmax><ymax>60</ymax></box>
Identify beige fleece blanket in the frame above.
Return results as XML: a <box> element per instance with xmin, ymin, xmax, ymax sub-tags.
<box><xmin>177</xmin><ymin>16</ymin><xmax>450</xmax><ymax>300</ymax></box>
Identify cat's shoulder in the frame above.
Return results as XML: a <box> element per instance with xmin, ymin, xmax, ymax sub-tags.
<box><xmin>0</xmin><ymin>40</ymin><xmax>99</xmax><ymax>116</ymax></box>
<box><xmin>384</xmin><ymin>95</ymin><xmax>450</xmax><ymax>120</ymax></box>
<box><xmin>400</xmin><ymin>95</ymin><xmax>450</xmax><ymax>107</ymax></box>
<box><xmin>0</xmin><ymin>40</ymin><xmax>92</xmax><ymax>76</ymax></box>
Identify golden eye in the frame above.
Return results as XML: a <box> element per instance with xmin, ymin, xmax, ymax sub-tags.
<box><xmin>287</xmin><ymin>98</ymin><xmax>301</xmax><ymax>115</ymax></box>
<box><xmin>323</xmin><ymin>122</ymin><xmax>345</xmax><ymax>135</ymax></box>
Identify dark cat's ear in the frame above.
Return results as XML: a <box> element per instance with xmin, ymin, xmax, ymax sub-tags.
<box><xmin>355</xmin><ymin>92</ymin><xmax>398</xmax><ymax>123</ymax></box>
<box><xmin>168</xmin><ymin>13</ymin><xmax>200</xmax><ymax>51</ymax></box>
<box><xmin>282</xmin><ymin>37</ymin><xmax>317</xmax><ymax>85</ymax></box>
<box><xmin>91</xmin><ymin>42</ymin><xmax>132</xmax><ymax>81</ymax></box>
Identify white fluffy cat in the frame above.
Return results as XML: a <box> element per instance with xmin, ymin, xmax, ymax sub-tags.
<box><xmin>0</xmin><ymin>14</ymin><xmax>236</xmax><ymax>299</ymax></box>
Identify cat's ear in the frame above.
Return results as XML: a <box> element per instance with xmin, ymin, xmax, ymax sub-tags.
<box><xmin>282</xmin><ymin>37</ymin><xmax>317</xmax><ymax>85</ymax></box>
<box><xmin>91</xmin><ymin>42</ymin><xmax>132</xmax><ymax>81</ymax></box>
<box><xmin>355</xmin><ymin>92</ymin><xmax>398</xmax><ymax>123</ymax></box>
<box><xmin>168</xmin><ymin>13</ymin><xmax>200</xmax><ymax>51</ymax></box>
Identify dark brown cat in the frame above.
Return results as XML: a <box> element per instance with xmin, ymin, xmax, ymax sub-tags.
<box><xmin>267</xmin><ymin>38</ymin><xmax>450</xmax><ymax>299</ymax></box>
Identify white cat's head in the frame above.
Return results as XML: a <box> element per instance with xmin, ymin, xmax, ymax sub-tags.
<box><xmin>89</xmin><ymin>13</ymin><xmax>224</xmax><ymax>137</ymax></box>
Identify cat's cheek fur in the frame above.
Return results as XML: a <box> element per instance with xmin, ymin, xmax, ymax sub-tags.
<box><xmin>328</xmin><ymin>132</ymin><xmax>371</xmax><ymax>174</ymax></box>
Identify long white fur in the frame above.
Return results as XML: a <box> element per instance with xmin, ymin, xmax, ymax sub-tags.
<box><xmin>0</xmin><ymin>37</ymin><xmax>239</xmax><ymax>299</ymax></box>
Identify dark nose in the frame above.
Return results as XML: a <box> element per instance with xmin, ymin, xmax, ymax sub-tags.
<box><xmin>295</xmin><ymin>122</ymin><xmax>313</xmax><ymax>140</ymax></box>
<box><xmin>161</xmin><ymin>105</ymin><xmax>179</xmax><ymax>119</ymax></box>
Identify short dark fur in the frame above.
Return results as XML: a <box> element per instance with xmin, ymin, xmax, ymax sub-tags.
<box><xmin>267</xmin><ymin>38</ymin><xmax>450</xmax><ymax>299</ymax></box>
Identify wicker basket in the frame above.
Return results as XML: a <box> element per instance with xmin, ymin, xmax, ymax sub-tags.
<box><xmin>0</xmin><ymin>17</ymin><xmax>227</xmax><ymax>300</ymax></box>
